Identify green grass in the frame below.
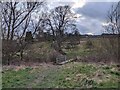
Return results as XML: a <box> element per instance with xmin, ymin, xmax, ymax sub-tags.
<box><xmin>37</xmin><ymin>63</ymin><xmax>95</xmax><ymax>87</ymax></box>
<box><xmin>65</xmin><ymin>45</ymin><xmax>96</xmax><ymax>59</ymax></box>
<box><xmin>2</xmin><ymin>62</ymin><xmax>120</xmax><ymax>88</ymax></box>
<box><xmin>2</xmin><ymin>67</ymin><xmax>39</xmax><ymax>88</ymax></box>
<box><xmin>2</xmin><ymin>41</ymin><xmax>120</xmax><ymax>88</ymax></box>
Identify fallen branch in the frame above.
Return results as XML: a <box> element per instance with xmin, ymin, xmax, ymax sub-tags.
<box><xmin>57</xmin><ymin>58</ymin><xmax>75</xmax><ymax>65</ymax></box>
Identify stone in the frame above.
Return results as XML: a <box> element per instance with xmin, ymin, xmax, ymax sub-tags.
<box><xmin>56</xmin><ymin>55</ymin><xmax>67</xmax><ymax>64</ymax></box>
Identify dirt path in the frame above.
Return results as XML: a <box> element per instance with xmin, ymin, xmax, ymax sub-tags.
<box><xmin>3</xmin><ymin>63</ymin><xmax>62</xmax><ymax>88</ymax></box>
<box><xmin>27</xmin><ymin>63</ymin><xmax>61</xmax><ymax>88</ymax></box>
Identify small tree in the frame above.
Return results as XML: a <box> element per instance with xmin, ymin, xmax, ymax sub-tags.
<box><xmin>25</xmin><ymin>31</ymin><xmax>33</xmax><ymax>42</ymax></box>
<box><xmin>104</xmin><ymin>1</ymin><xmax>120</xmax><ymax>34</ymax></box>
<box><xmin>74</xmin><ymin>30</ymin><xmax>80</xmax><ymax>44</ymax></box>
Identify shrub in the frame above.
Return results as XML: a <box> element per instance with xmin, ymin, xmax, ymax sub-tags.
<box><xmin>2</xmin><ymin>40</ymin><xmax>19</xmax><ymax>65</ymax></box>
<box><xmin>92</xmin><ymin>36</ymin><xmax>119</xmax><ymax>63</ymax></box>
<box><xmin>85</xmin><ymin>39</ymin><xmax>94</xmax><ymax>49</ymax></box>
<box><xmin>100</xmin><ymin>37</ymin><xmax>119</xmax><ymax>62</ymax></box>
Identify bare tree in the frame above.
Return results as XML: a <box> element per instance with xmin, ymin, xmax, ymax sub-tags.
<box><xmin>102</xmin><ymin>1</ymin><xmax>120</xmax><ymax>62</ymax></box>
<box><xmin>1</xmin><ymin>1</ymin><xmax>44</xmax><ymax>65</ymax></box>
<box><xmin>1</xmin><ymin>2</ymin><xmax>44</xmax><ymax>40</ymax></box>
<box><xmin>105</xmin><ymin>1</ymin><xmax>120</xmax><ymax>34</ymax></box>
<box><xmin>31</xmin><ymin>12</ymin><xmax>46</xmax><ymax>37</ymax></box>
<box><xmin>45</xmin><ymin>5</ymin><xmax>77</xmax><ymax>54</ymax></box>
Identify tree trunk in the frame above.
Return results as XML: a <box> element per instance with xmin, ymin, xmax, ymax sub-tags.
<box><xmin>7</xmin><ymin>54</ymin><xmax>10</xmax><ymax>65</ymax></box>
<box><xmin>20</xmin><ymin>50</ymin><xmax>23</xmax><ymax>61</ymax></box>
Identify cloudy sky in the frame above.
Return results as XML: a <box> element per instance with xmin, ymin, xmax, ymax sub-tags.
<box><xmin>46</xmin><ymin>0</ymin><xmax>119</xmax><ymax>35</ymax></box>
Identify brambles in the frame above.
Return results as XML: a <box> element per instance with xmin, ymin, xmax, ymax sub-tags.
<box><xmin>85</xmin><ymin>39</ymin><xmax>94</xmax><ymax>50</ymax></box>
<box><xmin>25</xmin><ymin>31</ymin><xmax>33</xmax><ymax>43</ymax></box>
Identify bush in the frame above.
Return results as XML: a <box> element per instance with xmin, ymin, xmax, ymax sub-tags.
<box><xmin>2</xmin><ymin>40</ymin><xmax>19</xmax><ymax>65</ymax></box>
<box><xmin>92</xmin><ymin>37</ymin><xmax>119</xmax><ymax>63</ymax></box>
<box><xmin>100</xmin><ymin>37</ymin><xmax>119</xmax><ymax>62</ymax></box>
<box><xmin>23</xmin><ymin>42</ymin><xmax>58</xmax><ymax>63</ymax></box>
<box><xmin>85</xmin><ymin>39</ymin><xmax>94</xmax><ymax>49</ymax></box>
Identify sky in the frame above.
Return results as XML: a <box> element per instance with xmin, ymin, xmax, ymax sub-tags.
<box><xmin>46</xmin><ymin>0</ymin><xmax>119</xmax><ymax>35</ymax></box>
<box><xmin>4</xmin><ymin>0</ymin><xmax>118</xmax><ymax>35</ymax></box>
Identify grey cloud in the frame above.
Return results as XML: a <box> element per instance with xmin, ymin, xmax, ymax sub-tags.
<box><xmin>76</xmin><ymin>2</ymin><xmax>116</xmax><ymax>21</ymax></box>
<box><xmin>76</xmin><ymin>17</ymin><xmax>103</xmax><ymax>35</ymax></box>
<box><xmin>77</xmin><ymin>25</ymin><xmax>90</xmax><ymax>34</ymax></box>
<box><xmin>73</xmin><ymin>2</ymin><xmax>118</xmax><ymax>35</ymax></box>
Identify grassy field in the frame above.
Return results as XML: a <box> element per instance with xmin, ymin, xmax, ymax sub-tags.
<box><xmin>2</xmin><ymin>62</ymin><xmax>120</xmax><ymax>88</ymax></box>
<box><xmin>2</xmin><ymin>39</ymin><xmax>120</xmax><ymax>88</ymax></box>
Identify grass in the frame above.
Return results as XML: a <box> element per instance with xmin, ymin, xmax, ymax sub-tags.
<box><xmin>2</xmin><ymin>40</ymin><xmax>120</xmax><ymax>88</ymax></box>
<box><xmin>63</xmin><ymin>42</ymin><xmax>91</xmax><ymax>58</ymax></box>
<box><xmin>2</xmin><ymin>66</ymin><xmax>44</xmax><ymax>88</ymax></box>
<box><xmin>2</xmin><ymin>62</ymin><xmax>120</xmax><ymax>88</ymax></box>
<box><xmin>38</xmin><ymin>63</ymin><xmax>97</xmax><ymax>88</ymax></box>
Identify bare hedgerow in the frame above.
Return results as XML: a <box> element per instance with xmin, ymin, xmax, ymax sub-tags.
<box><xmin>101</xmin><ymin>1</ymin><xmax>120</xmax><ymax>62</ymax></box>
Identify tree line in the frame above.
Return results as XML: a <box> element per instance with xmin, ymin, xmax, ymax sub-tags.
<box><xmin>1</xmin><ymin>1</ymin><xmax>79</xmax><ymax>65</ymax></box>
<box><xmin>1</xmin><ymin>1</ymin><xmax>120</xmax><ymax>65</ymax></box>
